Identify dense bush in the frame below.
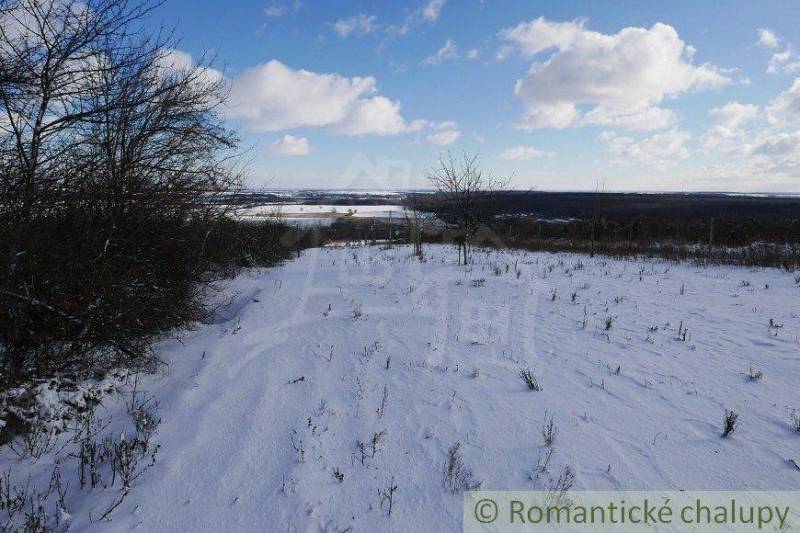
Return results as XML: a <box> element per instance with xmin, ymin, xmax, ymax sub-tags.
<box><xmin>0</xmin><ymin>0</ymin><xmax>319</xmax><ymax>388</ymax></box>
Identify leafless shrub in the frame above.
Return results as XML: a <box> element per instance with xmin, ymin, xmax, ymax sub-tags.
<box><xmin>542</xmin><ymin>416</ymin><xmax>558</xmax><ymax>448</ymax></box>
<box><xmin>426</xmin><ymin>152</ymin><xmax>509</xmax><ymax>265</ymax></box>
<box><xmin>290</xmin><ymin>430</ymin><xmax>305</xmax><ymax>463</ymax></box>
<box><xmin>378</xmin><ymin>477</ymin><xmax>398</xmax><ymax>517</ymax></box>
<box><xmin>545</xmin><ymin>466</ymin><xmax>575</xmax><ymax>507</ymax></box>
<box><xmin>376</xmin><ymin>386</ymin><xmax>389</xmax><ymax>419</ymax></box>
<box><xmin>747</xmin><ymin>365</ymin><xmax>764</xmax><ymax>382</ymax></box>
<box><xmin>790</xmin><ymin>412</ymin><xmax>800</xmax><ymax>433</ymax></box>
<box><xmin>722</xmin><ymin>410</ymin><xmax>739</xmax><ymax>438</ymax></box>
<box><xmin>519</xmin><ymin>368</ymin><xmax>541</xmax><ymax>391</ymax></box>
<box><xmin>356</xmin><ymin>430</ymin><xmax>386</xmax><ymax>466</ymax></box>
<box><xmin>0</xmin><ymin>0</ymin><xmax>320</xmax><ymax>391</ymax></box>
<box><xmin>442</xmin><ymin>442</ymin><xmax>481</xmax><ymax>493</ymax></box>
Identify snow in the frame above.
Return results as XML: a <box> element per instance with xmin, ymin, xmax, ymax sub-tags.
<box><xmin>4</xmin><ymin>244</ymin><xmax>800</xmax><ymax>530</ymax></box>
<box><xmin>235</xmin><ymin>203</ymin><xmax>411</xmax><ymax>223</ymax></box>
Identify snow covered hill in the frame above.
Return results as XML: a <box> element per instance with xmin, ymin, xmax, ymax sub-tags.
<box><xmin>12</xmin><ymin>245</ymin><xmax>800</xmax><ymax>531</ymax></box>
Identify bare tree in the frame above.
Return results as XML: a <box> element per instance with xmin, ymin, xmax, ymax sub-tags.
<box><xmin>426</xmin><ymin>152</ymin><xmax>508</xmax><ymax>264</ymax></box>
<box><xmin>0</xmin><ymin>0</ymin><xmax>243</xmax><ymax>383</ymax></box>
<box><xmin>404</xmin><ymin>193</ymin><xmax>436</xmax><ymax>258</ymax></box>
<box><xmin>0</xmin><ymin>0</ymin><xmax>167</xmax><ymax>217</ymax></box>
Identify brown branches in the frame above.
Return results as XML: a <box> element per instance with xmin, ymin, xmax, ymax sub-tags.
<box><xmin>426</xmin><ymin>152</ymin><xmax>509</xmax><ymax>264</ymax></box>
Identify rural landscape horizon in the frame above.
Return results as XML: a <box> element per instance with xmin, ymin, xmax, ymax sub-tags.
<box><xmin>1</xmin><ymin>0</ymin><xmax>799</xmax><ymax>531</ymax></box>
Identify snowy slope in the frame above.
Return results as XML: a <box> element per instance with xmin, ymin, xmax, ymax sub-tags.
<box><xmin>19</xmin><ymin>245</ymin><xmax>800</xmax><ymax>531</ymax></box>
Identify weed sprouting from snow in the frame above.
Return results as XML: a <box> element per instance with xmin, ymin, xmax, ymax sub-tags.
<box><xmin>471</xmin><ymin>278</ymin><xmax>486</xmax><ymax>288</ymax></box>
<box><xmin>442</xmin><ymin>442</ymin><xmax>481</xmax><ymax>493</ymax></box>
<box><xmin>542</xmin><ymin>416</ymin><xmax>558</xmax><ymax>448</ymax></box>
<box><xmin>352</xmin><ymin>302</ymin><xmax>364</xmax><ymax>321</ymax></box>
<box><xmin>570</xmin><ymin>291</ymin><xmax>577</xmax><ymax>303</ymax></box>
<box><xmin>722</xmin><ymin>410</ymin><xmax>739</xmax><ymax>438</ymax></box>
<box><xmin>546</xmin><ymin>466</ymin><xmax>575</xmax><ymax>507</ymax></box>
<box><xmin>356</xmin><ymin>431</ymin><xmax>386</xmax><ymax>465</ymax></box>
<box><xmin>534</xmin><ymin>447</ymin><xmax>554</xmax><ymax>477</ymax></box>
<box><xmin>676</xmin><ymin>320</ymin><xmax>688</xmax><ymax>342</ymax></box>
<box><xmin>519</xmin><ymin>368</ymin><xmax>542</xmax><ymax>391</ymax></box>
<box><xmin>378</xmin><ymin>477</ymin><xmax>398</xmax><ymax>516</ymax></box>
<box><xmin>747</xmin><ymin>365</ymin><xmax>764</xmax><ymax>382</ymax></box>
<box><xmin>333</xmin><ymin>468</ymin><xmax>344</xmax><ymax>483</ymax></box>
<box><xmin>790</xmin><ymin>412</ymin><xmax>800</xmax><ymax>433</ymax></box>
<box><xmin>604</xmin><ymin>317</ymin><xmax>613</xmax><ymax>331</ymax></box>
<box><xmin>290</xmin><ymin>430</ymin><xmax>305</xmax><ymax>463</ymax></box>
<box><xmin>376</xmin><ymin>386</ymin><xmax>389</xmax><ymax>419</ymax></box>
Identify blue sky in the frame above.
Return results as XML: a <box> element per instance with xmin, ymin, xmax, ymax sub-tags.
<box><xmin>152</xmin><ymin>0</ymin><xmax>800</xmax><ymax>192</ymax></box>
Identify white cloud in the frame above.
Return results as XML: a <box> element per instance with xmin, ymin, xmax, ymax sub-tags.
<box><xmin>516</xmin><ymin>103</ymin><xmax>580</xmax><ymax>130</ymax></box>
<box><xmin>332</xmin><ymin>96</ymin><xmax>425</xmax><ymax>136</ymax></box>
<box><xmin>499</xmin><ymin>17</ymin><xmax>585</xmax><ymax>57</ymax></box>
<box><xmin>500</xmin><ymin>146</ymin><xmax>553</xmax><ymax>160</ymax></box>
<box><xmin>709</xmin><ymin>101</ymin><xmax>759</xmax><ymax>129</ymax></box>
<box><xmin>154</xmin><ymin>48</ymin><xmax>223</xmax><ymax>85</ymax></box>
<box><xmin>156</xmin><ymin>48</ymin><xmax>193</xmax><ymax>71</ymax></box>
<box><xmin>422</xmin><ymin>0</ymin><xmax>446</xmax><ymax>22</ymax></box>
<box><xmin>581</xmin><ymin>106</ymin><xmax>677</xmax><ymax>131</ymax></box>
<box><xmin>270</xmin><ymin>134</ymin><xmax>310</xmax><ymax>156</ymax></box>
<box><xmin>264</xmin><ymin>1</ymin><xmax>301</xmax><ymax>17</ymax></box>
<box><xmin>751</xmin><ymin>130</ymin><xmax>800</xmax><ymax>159</ymax></box>
<box><xmin>767</xmin><ymin>48</ymin><xmax>800</xmax><ymax>75</ymax></box>
<box><xmin>757</xmin><ymin>28</ymin><xmax>780</xmax><ymax>49</ymax></box>
<box><xmin>425</xmin><ymin>121</ymin><xmax>461</xmax><ymax>145</ymax></box>
<box><xmin>604</xmin><ymin>128</ymin><xmax>690</xmax><ymax>169</ymax></box>
<box><xmin>333</xmin><ymin>14</ymin><xmax>378</xmax><ymax>37</ymax></box>
<box><xmin>499</xmin><ymin>18</ymin><xmax>732</xmax><ymax>131</ymax></box>
<box><xmin>226</xmin><ymin>60</ymin><xmax>423</xmax><ymax>136</ymax></box>
<box><xmin>466</xmin><ymin>48</ymin><xmax>479</xmax><ymax>60</ymax></box>
<box><xmin>421</xmin><ymin>38</ymin><xmax>458</xmax><ymax>66</ymax></box>
<box><xmin>766</xmin><ymin>78</ymin><xmax>800</xmax><ymax>125</ymax></box>
<box><xmin>701</xmin><ymin>101</ymin><xmax>759</xmax><ymax>149</ymax></box>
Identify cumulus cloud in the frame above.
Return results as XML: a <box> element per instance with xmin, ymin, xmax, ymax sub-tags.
<box><xmin>757</xmin><ymin>28</ymin><xmax>780</xmax><ymax>49</ymax></box>
<box><xmin>751</xmin><ymin>131</ymin><xmax>800</xmax><ymax>158</ymax></box>
<box><xmin>500</xmin><ymin>146</ymin><xmax>553</xmax><ymax>160</ymax></box>
<box><xmin>466</xmin><ymin>48</ymin><xmax>479</xmax><ymax>60</ymax></box>
<box><xmin>498</xmin><ymin>17</ymin><xmax>585</xmax><ymax>58</ymax></box>
<box><xmin>709</xmin><ymin>101</ymin><xmax>759</xmax><ymax>129</ymax></box>
<box><xmin>604</xmin><ymin>129</ymin><xmax>691</xmax><ymax>169</ymax></box>
<box><xmin>767</xmin><ymin>48</ymin><xmax>800</xmax><ymax>75</ymax></box>
<box><xmin>766</xmin><ymin>78</ymin><xmax>800</xmax><ymax>125</ymax></box>
<box><xmin>333</xmin><ymin>14</ymin><xmax>378</xmax><ymax>37</ymax></box>
<box><xmin>156</xmin><ymin>48</ymin><xmax>193</xmax><ymax>71</ymax></box>
<box><xmin>425</xmin><ymin>121</ymin><xmax>461</xmax><ymax>145</ymax></box>
<box><xmin>422</xmin><ymin>0</ymin><xmax>446</xmax><ymax>22</ymax></box>
<box><xmin>421</xmin><ymin>38</ymin><xmax>458</xmax><ymax>66</ymax></box>
<box><xmin>499</xmin><ymin>18</ymin><xmax>732</xmax><ymax>131</ymax></box>
<box><xmin>225</xmin><ymin>60</ymin><xmax>424</xmax><ymax>136</ymax></box>
<box><xmin>332</xmin><ymin>96</ymin><xmax>425</xmax><ymax>136</ymax></box>
<box><xmin>155</xmin><ymin>48</ymin><xmax>223</xmax><ymax>85</ymax></box>
<box><xmin>702</xmin><ymin>101</ymin><xmax>759</xmax><ymax>148</ymax></box>
<box><xmin>270</xmin><ymin>134</ymin><xmax>310</xmax><ymax>156</ymax></box>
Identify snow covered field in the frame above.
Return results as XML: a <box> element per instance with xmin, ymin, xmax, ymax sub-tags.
<box><xmin>7</xmin><ymin>244</ymin><xmax>800</xmax><ymax>530</ymax></box>
<box><xmin>235</xmin><ymin>203</ymin><xmax>411</xmax><ymax>225</ymax></box>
